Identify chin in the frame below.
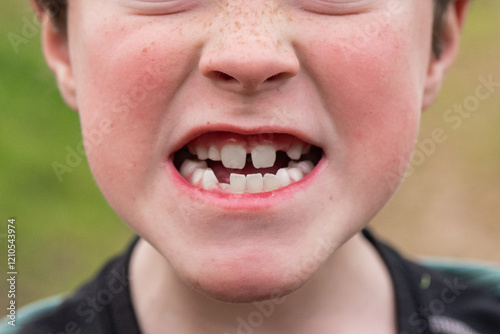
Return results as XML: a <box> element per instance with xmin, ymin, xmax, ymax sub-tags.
<box><xmin>166</xmin><ymin>236</ymin><xmax>332</xmax><ymax>304</ymax></box>
<box><xmin>185</xmin><ymin>267</ymin><xmax>306</xmax><ymax>304</ymax></box>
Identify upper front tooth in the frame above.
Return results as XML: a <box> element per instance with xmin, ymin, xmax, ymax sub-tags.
<box><xmin>208</xmin><ymin>145</ymin><xmax>221</xmax><ymax>161</ymax></box>
<box><xmin>286</xmin><ymin>145</ymin><xmax>303</xmax><ymax>160</ymax></box>
<box><xmin>221</xmin><ymin>144</ymin><xmax>247</xmax><ymax>169</ymax></box>
<box><xmin>251</xmin><ymin>145</ymin><xmax>276</xmax><ymax>169</ymax></box>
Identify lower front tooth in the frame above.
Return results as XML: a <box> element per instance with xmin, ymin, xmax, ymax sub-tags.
<box><xmin>202</xmin><ymin>169</ymin><xmax>219</xmax><ymax>190</ymax></box>
<box><xmin>263</xmin><ymin>174</ymin><xmax>281</xmax><ymax>191</ymax></box>
<box><xmin>246</xmin><ymin>173</ymin><xmax>263</xmax><ymax>193</ymax></box>
<box><xmin>230</xmin><ymin>173</ymin><xmax>246</xmax><ymax>194</ymax></box>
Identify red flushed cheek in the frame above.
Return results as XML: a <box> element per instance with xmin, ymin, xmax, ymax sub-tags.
<box><xmin>74</xmin><ymin>37</ymin><xmax>180</xmax><ymax>195</ymax></box>
<box><xmin>307</xmin><ymin>24</ymin><xmax>422</xmax><ymax>189</ymax></box>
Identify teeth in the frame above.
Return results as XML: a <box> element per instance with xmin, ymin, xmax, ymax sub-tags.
<box><xmin>230</xmin><ymin>173</ymin><xmax>246</xmax><ymax>194</ymax></box>
<box><xmin>288</xmin><ymin>160</ymin><xmax>315</xmax><ymax>176</ymax></box>
<box><xmin>180</xmin><ymin>159</ymin><xmax>208</xmax><ymax>177</ymax></box>
<box><xmin>287</xmin><ymin>167</ymin><xmax>304</xmax><ymax>182</ymax></box>
<box><xmin>286</xmin><ymin>145</ymin><xmax>303</xmax><ymax>160</ymax></box>
<box><xmin>208</xmin><ymin>145</ymin><xmax>221</xmax><ymax>161</ymax></box>
<box><xmin>183</xmin><ymin>141</ymin><xmax>317</xmax><ymax>193</ymax></box>
<box><xmin>192</xmin><ymin>168</ymin><xmax>205</xmax><ymax>185</ymax></box>
<box><xmin>263</xmin><ymin>173</ymin><xmax>281</xmax><ymax>191</ymax></box>
<box><xmin>246</xmin><ymin>173</ymin><xmax>263</xmax><ymax>193</ymax></box>
<box><xmin>221</xmin><ymin>144</ymin><xmax>247</xmax><ymax>169</ymax></box>
<box><xmin>276</xmin><ymin>168</ymin><xmax>291</xmax><ymax>187</ymax></box>
<box><xmin>202</xmin><ymin>169</ymin><xmax>219</xmax><ymax>190</ymax></box>
<box><xmin>251</xmin><ymin>145</ymin><xmax>276</xmax><ymax>169</ymax></box>
<box><xmin>189</xmin><ymin>166</ymin><xmax>311</xmax><ymax>193</ymax></box>
<box><xmin>196</xmin><ymin>146</ymin><xmax>209</xmax><ymax>160</ymax></box>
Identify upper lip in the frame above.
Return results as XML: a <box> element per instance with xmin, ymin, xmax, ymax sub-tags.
<box><xmin>168</xmin><ymin>123</ymin><xmax>322</xmax><ymax>158</ymax></box>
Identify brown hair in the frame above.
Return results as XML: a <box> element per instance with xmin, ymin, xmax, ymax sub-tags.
<box><xmin>433</xmin><ymin>0</ymin><xmax>454</xmax><ymax>58</ymax></box>
<box><xmin>35</xmin><ymin>0</ymin><xmax>452</xmax><ymax>58</ymax></box>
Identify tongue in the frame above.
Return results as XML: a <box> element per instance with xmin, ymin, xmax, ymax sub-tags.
<box><xmin>209</xmin><ymin>153</ymin><xmax>290</xmax><ymax>183</ymax></box>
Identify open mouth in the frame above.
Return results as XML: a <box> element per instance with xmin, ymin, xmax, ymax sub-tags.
<box><xmin>173</xmin><ymin>132</ymin><xmax>323</xmax><ymax>194</ymax></box>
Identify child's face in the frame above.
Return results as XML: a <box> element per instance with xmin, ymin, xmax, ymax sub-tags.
<box><xmin>53</xmin><ymin>0</ymin><xmax>447</xmax><ymax>301</ymax></box>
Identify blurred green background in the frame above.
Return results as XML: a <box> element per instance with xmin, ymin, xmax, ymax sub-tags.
<box><xmin>1</xmin><ymin>0</ymin><xmax>499</xmax><ymax>317</ymax></box>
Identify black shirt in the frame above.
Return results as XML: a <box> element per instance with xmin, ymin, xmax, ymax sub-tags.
<box><xmin>20</xmin><ymin>231</ymin><xmax>500</xmax><ymax>333</ymax></box>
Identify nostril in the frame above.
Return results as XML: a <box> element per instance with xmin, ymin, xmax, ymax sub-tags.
<box><xmin>267</xmin><ymin>74</ymin><xmax>280</xmax><ymax>81</ymax></box>
<box><xmin>266</xmin><ymin>73</ymin><xmax>288</xmax><ymax>82</ymax></box>
<box><xmin>214</xmin><ymin>71</ymin><xmax>236</xmax><ymax>82</ymax></box>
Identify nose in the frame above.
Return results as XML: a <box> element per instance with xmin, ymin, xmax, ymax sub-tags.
<box><xmin>199</xmin><ymin>6</ymin><xmax>300</xmax><ymax>94</ymax></box>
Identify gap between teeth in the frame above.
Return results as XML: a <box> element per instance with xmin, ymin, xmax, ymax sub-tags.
<box><xmin>189</xmin><ymin>143</ymin><xmax>310</xmax><ymax>170</ymax></box>
<box><xmin>180</xmin><ymin>160</ymin><xmax>315</xmax><ymax>193</ymax></box>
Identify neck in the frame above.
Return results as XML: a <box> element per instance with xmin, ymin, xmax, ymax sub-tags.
<box><xmin>130</xmin><ymin>232</ymin><xmax>396</xmax><ymax>333</ymax></box>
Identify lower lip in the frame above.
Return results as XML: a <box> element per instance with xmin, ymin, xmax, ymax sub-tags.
<box><xmin>166</xmin><ymin>156</ymin><xmax>327</xmax><ymax>211</ymax></box>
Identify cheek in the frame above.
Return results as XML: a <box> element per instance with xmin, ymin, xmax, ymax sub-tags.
<box><xmin>71</xmin><ymin>25</ymin><xmax>191</xmax><ymax>203</ymax></box>
<box><xmin>306</xmin><ymin>21</ymin><xmax>423</xmax><ymax>194</ymax></box>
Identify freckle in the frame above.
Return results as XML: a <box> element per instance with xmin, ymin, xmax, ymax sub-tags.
<box><xmin>329</xmin><ymin>196</ymin><xmax>333</xmax><ymax>201</ymax></box>
<box><xmin>207</xmin><ymin>121</ymin><xmax>211</xmax><ymax>125</ymax></box>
